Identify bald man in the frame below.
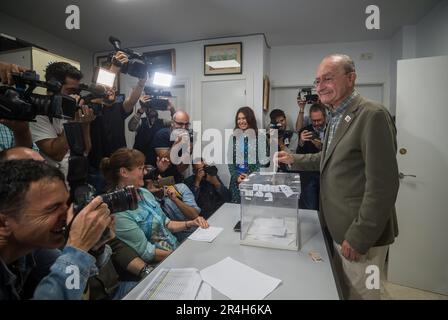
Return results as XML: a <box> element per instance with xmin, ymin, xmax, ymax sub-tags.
<box><xmin>149</xmin><ymin>110</ymin><xmax>191</xmax><ymax>183</ymax></box>
<box><xmin>0</xmin><ymin>147</ymin><xmax>44</xmax><ymax>161</ymax></box>
<box><xmin>277</xmin><ymin>54</ymin><xmax>398</xmax><ymax>300</ymax></box>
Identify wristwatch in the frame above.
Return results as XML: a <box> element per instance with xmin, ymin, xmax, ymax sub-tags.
<box><xmin>139</xmin><ymin>264</ymin><xmax>153</xmax><ymax>278</ymax></box>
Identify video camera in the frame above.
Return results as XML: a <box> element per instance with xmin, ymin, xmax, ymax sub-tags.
<box><xmin>298</xmin><ymin>88</ymin><xmax>319</xmax><ymax>104</ymax></box>
<box><xmin>140</xmin><ymin>86</ymin><xmax>172</xmax><ymax>111</ymax></box>
<box><xmin>0</xmin><ymin>71</ymin><xmax>77</xmax><ymax>121</ymax></box>
<box><xmin>109</xmin><ymin>36</ymin><xmax>148</xmax><ymax>79</ymax></box>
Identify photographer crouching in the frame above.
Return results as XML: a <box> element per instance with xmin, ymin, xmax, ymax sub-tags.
<box><xmin>0</xmin><ymin>160</ymin><xmax>111</xmax><ymax>300</ymax></box>
<box><xmin>184</xmin><ymin>159</ymin><xmax>231</xmax><ymax>219</ymax></box>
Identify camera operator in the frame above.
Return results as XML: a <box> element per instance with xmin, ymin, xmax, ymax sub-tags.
<box><xmin>28</xmin><ymin>62</ymin><xmax>94</xmax><ymax>177</ymax></box>
<box><xmin>0</xmin><ymin>160</ymin><xmax>112</xmax><ymax>300</ymax></box>
<box><xmin>296</xmin><ymin>103</ymin><xmax>327</xmax><ymax>210</ymax></box>
<box><xmin>184</xmin><ymin>159</ymin><xmax>231</xmax><ymax>219</ymax></box>
<box><xmin>0</xmin><ymin>61</ymin><xmax>37</xmax><ymax>151</ymax></box>
<box><xmin>269</xmin><ymin>109</ymin><xmax>299</xmax><ymax>153</ymax></box>
<box><xmin>149</xmin><ymin>110</ymin><xmax>192</xmax><ymax>183</ymax></box>
<box><xmin>128</xmin><ymin>95</ymin><xmax>174</xmax><ymax>165</ymax></box>
<box><xmin>87</xmin><ymin>51</ymin><xmax>147</xmax><ymax>194</ymax></box>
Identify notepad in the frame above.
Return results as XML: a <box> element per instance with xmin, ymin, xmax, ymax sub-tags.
<box><xmin>200</xmin><ymin>257</ymin><xmax>282</xmax><ymax>300</ymax></box>
<box><xmin>188</xmin><ymin>226</ymin><xmax>223</xmax><ymax>242</ymax></box>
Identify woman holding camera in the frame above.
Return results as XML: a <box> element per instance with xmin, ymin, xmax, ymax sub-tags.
<box><xmin>228</xmin><ymin>106</ymin><xmax>267</xmax><ymax>203</ymax></box>
<box><xmin>101</xmin><ymin>148</ymin><xmax>208</xmax><ymax>264</ymax></box>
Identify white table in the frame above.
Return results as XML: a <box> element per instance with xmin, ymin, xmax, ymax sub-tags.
<box><xmin>124</xmin><ymin>203</ymin><xmax>341</xmax><ymax>300</ymax></box>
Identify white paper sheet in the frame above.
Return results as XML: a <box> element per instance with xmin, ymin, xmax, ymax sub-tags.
<box><xmin>136</xmin><ymin>268</ymin><xmax>202</xmax><ymax>300</ymax></box>
<box><xmin>200</xmin><ymin>257</ymin><xmax>282</xmax><ymax>300</ymax></box>
<box><xmin>195</xmin><ymin>282</ymin><xmax>212</xmax><ymax>300</ymax></box>
<box><xmin>188</xmin><ymin>226</ymin><xmax>223</xmax><ymax>242</ymax></box>
<box><xmin>247</xmin><ymin>217</ymin><xmax>287</xmax><ymax>236</ymax></box>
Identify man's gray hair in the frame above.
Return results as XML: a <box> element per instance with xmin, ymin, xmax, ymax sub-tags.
<box><xmin>325</xmin><ymin>54</ymin><xmax>356</xmax><ymax>73</ymax></box>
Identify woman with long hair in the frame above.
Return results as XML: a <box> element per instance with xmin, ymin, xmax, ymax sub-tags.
<box><xmin>101</xmin><ymin>148</ymin><xmax>208</xmax><ymax>264</ymax></box>
<box><xmin>227</xmin><ymin>106</ymin><xmax>266</xmax><ymax>203</ymax></box>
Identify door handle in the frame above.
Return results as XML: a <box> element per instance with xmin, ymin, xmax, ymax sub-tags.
<box><xmin>399</xmin><ymin>172</ymin><xmax>416</xmax><ymax>179</ymax></box>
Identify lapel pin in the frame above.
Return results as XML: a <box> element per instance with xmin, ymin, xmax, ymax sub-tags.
<box><xmin>344</xmin><ymin>115</ymin><xmax>351</xmax><ymax>123</ymax></box>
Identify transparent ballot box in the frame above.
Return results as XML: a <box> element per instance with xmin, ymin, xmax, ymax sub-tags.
<box><xmin>239</xmin><ymin>172</ymin><xmax>301</xmax><ymax>251</ymax></box>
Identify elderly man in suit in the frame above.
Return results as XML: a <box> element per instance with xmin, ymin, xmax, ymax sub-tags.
<box><xmin>276</xmin><ymin>54</ymin><xmax>399</xmax><ymax>299</ymax></box>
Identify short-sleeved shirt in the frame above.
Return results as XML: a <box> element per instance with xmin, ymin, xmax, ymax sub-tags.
<box><xmin>89</xmin><ymin>102</ymin><xmax>132</xmax><ymax>169</ymax></box>
<box><xmin>29</xmin><ymin>116</ymin><xmax>69</xmax><ymax>176</ymax></box>
<box><xmin>161</xmin><ymin>183</ymin><xmax>201</xmax><ymax>221</ymax></box>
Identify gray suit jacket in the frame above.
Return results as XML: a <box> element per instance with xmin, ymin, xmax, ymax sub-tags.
<box><xmin>291</xmin><ymin>94</ymin><xmax>399</xmax><ymax>254</ymax></box>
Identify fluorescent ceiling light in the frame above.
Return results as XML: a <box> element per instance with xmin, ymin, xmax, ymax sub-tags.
<box><xmin>206</xmin><ymin>59</ymin><xmax>240</xmax><ymax>69</ymax></box>
<box><xmin>153</xmin><ymin>72</ymin><xmax>173</xmax><ymax>87</ymax></box>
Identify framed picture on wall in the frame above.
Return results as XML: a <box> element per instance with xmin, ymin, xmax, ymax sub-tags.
<box><xmin>95</xmin><ymin>53</ymin><xmax>120</xmax><ymax>93</ymax></box>
<box><xmin>142</xmin><ymin>49</ymin><xmax>176</xmax><ymax>77</ymax></box>
<box><xmin>204</xmin><ymin>42</ymin><xmax>242</xmax><ymax>75</ymax></box>
<box><xmin>263</xmin><ymin>75</ymin><xmax>270</xmax><ymax>111</ymax></box>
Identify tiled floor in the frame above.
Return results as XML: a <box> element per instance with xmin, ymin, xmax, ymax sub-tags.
<box><xmin>382</xmin><ymin>281</ymin><xmax>448</xmax><ymax>300</ymax></box>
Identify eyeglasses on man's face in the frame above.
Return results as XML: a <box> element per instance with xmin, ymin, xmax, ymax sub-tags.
<box><xmin>313</xmin><ymin>72</ymin><xmax>354</xmax><ymax>88</ymax></box>
<box><xmin>173</xmin><ymin>120</ymin><xmax>190</xmax><ymax>128</ymax></box>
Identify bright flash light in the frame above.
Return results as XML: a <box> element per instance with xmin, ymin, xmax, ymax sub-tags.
<box><xmin>153</xmin><ymin>72</ymin><xmax>173</xmax><ymax>87</ymax></box>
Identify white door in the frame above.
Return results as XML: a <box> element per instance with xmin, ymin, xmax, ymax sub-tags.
<box><xmin>201</xmin><ymin>79</ymin><xmax>247</xmax><ymax>188</ymax></box>
<box><xmin>388</xmin><ymin>55</ymin><xmax>448</xmax><ymax>295</ymax></box>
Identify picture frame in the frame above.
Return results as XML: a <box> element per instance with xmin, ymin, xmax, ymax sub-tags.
<box><xmin>95</xmin><ymin>53</ymin><xmax>120</xmax><ymax>93</ymax></box>
<box><xmin>204</xmin><ymin>42</ymin><xmax>242</xmax><ymax>76</ymax></box>
<box><xmin>142</xmin><ymin>49</ymin><xmax>176</xmax><ymax>77</ymax></box>
<box><xmin>263</xmin><ymin>75</ymin><xmax>270</xmax><ymax>111</ymax></box>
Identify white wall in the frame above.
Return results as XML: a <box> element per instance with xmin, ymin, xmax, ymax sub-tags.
<box><xmin>416</xmin><ymin>0</ymin><xmax>448</xmax><ymax>58</ymax></box>
<box><xmin>0</xmin><ymin>12</ymin><xmax>93</xmax><ymax>81</ymax></box>
<box><xmin>96</xmin><ymin>34</ymin><xmax>266</xmax><ymax>145</ymax></box>
<box><xmin>269</xmin><ymin>40</ymin><xmax>392</xmax><ymax>123</ymax></box>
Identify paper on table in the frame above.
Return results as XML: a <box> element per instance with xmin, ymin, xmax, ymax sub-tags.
<box><xmin>248</xmin><ymin>217</ymin><xmax>286</xmax><ymax>236</ymax></box>
<box><xmin>188</xmin><ymin>226</ymin><xmax>223</xmax><ymax>242</ymax></box>
<box><xmin>200</xmin><ymin>257</ymin><xmax>282</xmax><ymax>300</ymax></box>
<box><xmin>135</xmin><ymin>268</ymin><xmax>201</xmax><ymax>300</ymax></box>
<box><xmin>195</xmin><ymin>282</ymin><xmax>212</xmax><ymax>300</ymax></box>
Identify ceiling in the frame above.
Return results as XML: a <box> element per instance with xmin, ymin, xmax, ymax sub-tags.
<box><xmin>0</xmin><ymin>0</ymin><xmax>442</xmax><ymax>52</ymax></box>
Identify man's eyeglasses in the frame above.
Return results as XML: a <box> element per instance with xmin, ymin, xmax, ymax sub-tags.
<box><xmin>173</xmin><ymin>120</ymin><xmax>190</xmax><ymax>128</ymax></box>
<box><xmin>313</xmin><ymin>72</ymin><xmax>353</xmax><ymax>88</ymax></box>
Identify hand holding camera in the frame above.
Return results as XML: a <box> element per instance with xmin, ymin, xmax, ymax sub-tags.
<box><xmin>0</xmin><ymin>61</ymin><xmax>26</xmax><ymax>85</ymax></box>
<box><xmin>300</xmin><ymin>129</ymin><xmax>319</xmax><ymax>142</ymax></box>
<box><xmin>66</xmin><ymin>196</ymin><xmax>112</xmax><ymax>252</ymax></box>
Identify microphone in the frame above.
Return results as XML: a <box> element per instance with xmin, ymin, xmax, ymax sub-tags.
<box><xmin>108</xmin><ymin>36</ymin><xmax>121</xmax><ymax>50</ymax></box>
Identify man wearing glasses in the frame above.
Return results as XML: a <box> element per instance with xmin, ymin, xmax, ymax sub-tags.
<box><xmin>150</xmin><ymin>110</ymin><xmax>192</xmax><ymax>183</ymax></box>
<box><xmin>277</xmin><ymin>54</ymin><xmax>399</xmax><ymax>300</ymax></box>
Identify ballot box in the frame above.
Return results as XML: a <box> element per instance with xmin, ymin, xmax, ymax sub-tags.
<box><xmin>239</xmin><ymin>172</ymin><xmax>301</xmax><ymax>251</ymax></box>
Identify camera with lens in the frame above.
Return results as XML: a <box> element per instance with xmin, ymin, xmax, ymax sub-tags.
<box><xmin>0</xmin><ymin>71</ymin><xmax>77</xmax><ymax>121</ymax></box>
<box><xmin>141</xmin><ymin>86</ymin><xmax>172</xmax><ymax>111</ymax></box>
<box><xmin>306</xmin><ymin>129</ymin><xmax>320</xmax><ymax>140</ymax></box>
<box><xmin>143</xmin><ymin>165</ymin><xmax>158</xmax><ymax>181</ymax></box>
<box><xmin>109</xmin><ymin>36</ymin><xmax>148</xmax><ymax>79</ymax></box>
<box><xmin>203</xmin><ymin>165</ymin><xmax>218</xmax><ymax>177</ymax></box>
<box><xmin>68</xmin><ymin>184</ymin><xmax>141</xmax><ymax>244</ymax></box>
<box><xmin>73</xmin><ymin>185</ymin><xmax>140</xmax><ymax>215</ymax></box>
<box><xmin>298</xmin><ymin>88</ymin><xmax>319</xmax><ymax>104</ymax></box>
